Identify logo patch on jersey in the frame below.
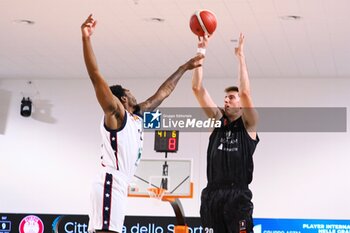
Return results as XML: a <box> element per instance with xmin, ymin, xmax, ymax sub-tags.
<box><xmin>19</xmin><ymin>215</ymin><xmax>44</xmax><ymax>233</ymax></box>
<box><xmin>143</xmin><ymin>110</ymin><xmax>161</xmax><ymax>129</ymax></box>
<box><xmin>239</xmin><ymin>220</ymin><xmax>247</xmax><ymax>231</ymax></box>
<box><xmin>218</xmin><ymin>130</ymin><xmax>239</xmax><ymax>152</ymax></box>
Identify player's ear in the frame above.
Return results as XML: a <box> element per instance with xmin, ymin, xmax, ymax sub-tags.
<box><xmin>121</xmin><ymin>96</ymin><xmax>127</xmax><ymax>103</ymax></box>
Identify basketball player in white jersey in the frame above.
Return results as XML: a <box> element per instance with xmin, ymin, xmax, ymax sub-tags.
<box><xmin>81</xmin><ymin>14</ymin><xmax>203</xmax><ymax>233</ymax></box>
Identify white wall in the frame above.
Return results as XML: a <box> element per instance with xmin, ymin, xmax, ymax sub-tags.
<box><xmin>0</xmin><ymin>76</ymin><xmax>349</xmax><ymax>219</ymax></box>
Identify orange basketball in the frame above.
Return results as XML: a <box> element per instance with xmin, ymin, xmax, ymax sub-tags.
<box><xmin>189</xmin><ymin>10</ymin><xmax>217</xmax><ymax>37</ymax></box>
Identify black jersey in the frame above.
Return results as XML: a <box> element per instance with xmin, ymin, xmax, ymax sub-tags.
<box><xmin>206</xmin><ymin>115</ymin><xmax>259</xmax><ymax>187</ymax></box>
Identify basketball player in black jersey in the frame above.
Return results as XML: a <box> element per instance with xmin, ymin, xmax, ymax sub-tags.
<box><xmin>192</xmin><ymin>33</ymin><xmax>259</xmax><ymax>233</ymax></box>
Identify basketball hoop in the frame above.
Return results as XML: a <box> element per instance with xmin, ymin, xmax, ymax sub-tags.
<box><xmin>127</xmin><ymin>159</ymin><xmax>193</xmax><ymax>233</ymax></box>
<box><xmin>147</xmin><ymin>187</ymin><xmax>167</xmax><ymax>201</ymax></box>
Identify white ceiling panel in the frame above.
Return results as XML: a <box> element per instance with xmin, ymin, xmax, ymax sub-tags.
<box><xmin>0</xmin><ymin>0</ymin><xmax>349</xmax><ymax>81</ymax></box>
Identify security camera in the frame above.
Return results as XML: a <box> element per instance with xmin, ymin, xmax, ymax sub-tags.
<box><xmin>20</xmin><ymin>97</ymin><xmax>32</xmax><ymax>117</ymax></box>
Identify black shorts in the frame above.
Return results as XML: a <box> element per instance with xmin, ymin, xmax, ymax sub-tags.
<box><xmin>200</xmin><ymin>184</ymin><xmax>254</xmax><ymax>233</ymax></box>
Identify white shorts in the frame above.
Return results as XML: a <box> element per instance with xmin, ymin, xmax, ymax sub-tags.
<box><xmin>88</xmin><ymin>170</ymin><xmax>129</xmax><ymax>233</ymax></box>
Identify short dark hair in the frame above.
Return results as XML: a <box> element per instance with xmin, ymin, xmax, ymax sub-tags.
<box><xmin>110</xmin><ymin>85</ymin><xmax>125</xmax><ymax>101</ymax></box>
<box><xmin>224</xmin><ymin>86</ymin><xmax>239</xmax><ymax>93</ymax></box>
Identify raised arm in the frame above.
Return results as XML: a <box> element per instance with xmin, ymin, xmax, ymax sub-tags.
<box><xmin>138</xmin><ymin>54</ymin><xmax>204</xmax><ymax>113</ymax></box>
<box><xmin>81</xmin><ymin>14</ymin><xmax>124</xmax><ymax>129</ymax></box>
<box><xmin>191</xmin><ymin>36</ymin><xmax>222</xmax><ymax>120</ymax></box>
<box><xmin>235</xmin><ymin>33</ymin><xmax>258</xmax><ymax>135</ymax></box>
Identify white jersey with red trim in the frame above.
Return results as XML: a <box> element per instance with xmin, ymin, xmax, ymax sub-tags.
<box><xmin>99</xmin><ymin>110</ymin><xmax>143</xmax><ymax>181</ymax></box>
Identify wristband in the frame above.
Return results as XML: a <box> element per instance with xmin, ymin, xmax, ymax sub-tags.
<box><xmin>197</xmin><ymin>47</ymin><xmax>206</xmax><ymax>55</ymax></box>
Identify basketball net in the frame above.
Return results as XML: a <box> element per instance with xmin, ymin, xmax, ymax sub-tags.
<box><xmin>147</xmin><ymin>187</ymin><xmax>167</xmax><ymax>201</ymax></box>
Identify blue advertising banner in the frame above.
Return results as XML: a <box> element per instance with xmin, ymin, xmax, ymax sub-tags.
<box><xmin>253</xmin><ymin>218</ymin><xmax>350</xmax><ymax>233</ymax></box>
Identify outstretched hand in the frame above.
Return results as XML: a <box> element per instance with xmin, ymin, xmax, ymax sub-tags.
<box><xmin>234</xmin><ymin>33</ymin><xmax>245</xmax><ymax>57</ymax></box>
<box><xmin>81</xmin><ymin>14</ymin><xmax>97</xmax><ymax>38</ymax></box>
<box><xmin>183</xmin><ymin>54</ymin><xmax>205</xmax><ymax>70</ymax></box>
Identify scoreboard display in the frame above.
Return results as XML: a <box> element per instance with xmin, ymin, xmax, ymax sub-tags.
<box><xmin>154</xmin><ymin>130</ymin><xmax>179</xmax><ymax>152</ymax></box>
